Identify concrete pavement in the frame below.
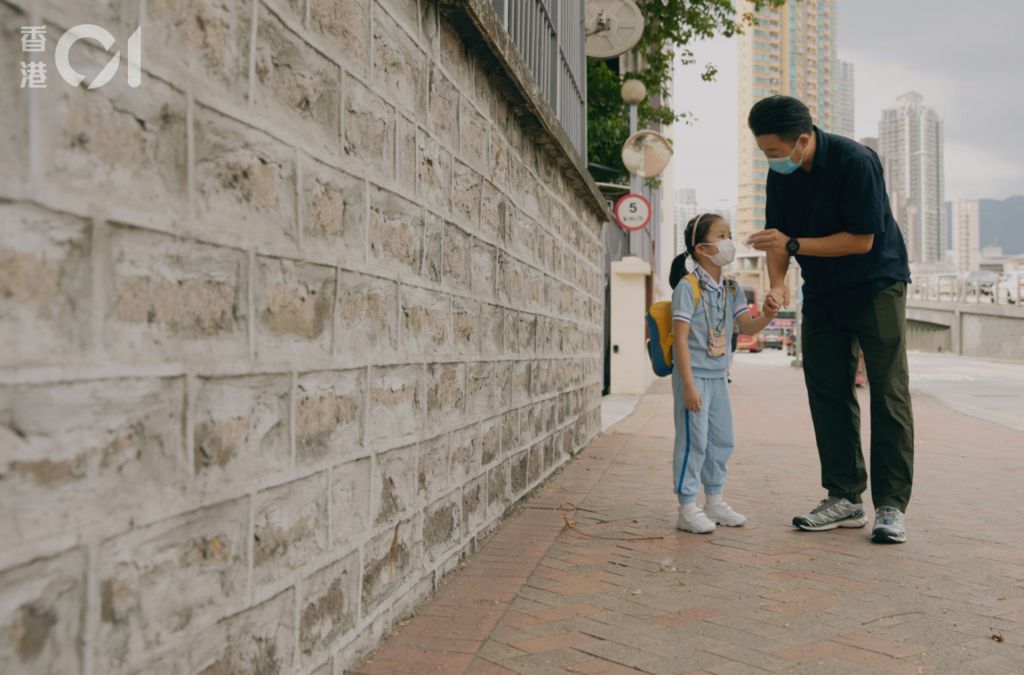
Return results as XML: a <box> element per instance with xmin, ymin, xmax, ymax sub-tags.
<box><xmin>906</xmin><ymin>352</ymin><xmax>1024</xmax><ymax>432</ymax></box>
<box><xmin>354</xmin><ymin>355</ymin><xmax>1024</xmax><ymax>674</ymax></box>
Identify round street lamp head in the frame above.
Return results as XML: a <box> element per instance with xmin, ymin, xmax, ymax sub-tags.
<box><xmin>620</xmin><ymin>79</ymin><xmax>647</xmax><ymax>105</ymax></box>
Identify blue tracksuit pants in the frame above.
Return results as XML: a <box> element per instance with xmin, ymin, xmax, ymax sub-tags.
<box><xmin>671</xmin><ymin>375</ymin><xmax>734</xmax><ymax>504</ymax></box>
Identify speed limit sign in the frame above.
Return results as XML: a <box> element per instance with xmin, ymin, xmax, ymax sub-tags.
<box><xmin>614</xmin><ymin>193</ymin><xmax>651</xmax><ymax>232</ymax></box>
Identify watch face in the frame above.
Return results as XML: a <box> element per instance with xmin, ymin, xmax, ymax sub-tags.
<box><xmin>787</xmin><ymin>238</ymin><xmax>799</xmax><ymax>254</ymax></box>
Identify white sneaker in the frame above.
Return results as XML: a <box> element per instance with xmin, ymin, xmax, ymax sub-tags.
<box><xmin>703</xmin><ymin>500</ymin><xmax>747</xmax><ymax>527</ymax></box>
<box><xmin>676</xmin><ymin>505</ymin><xmax>716</xmax><ymax>534</ymax></box>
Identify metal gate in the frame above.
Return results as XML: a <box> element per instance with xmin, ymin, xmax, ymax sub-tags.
<box><xmin>490</xmin><ymin>0</ymin><xmax>587</xmax><ymax>160</ymax></box>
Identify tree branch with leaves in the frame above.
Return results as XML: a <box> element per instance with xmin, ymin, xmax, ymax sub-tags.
<box><xmin>587</xmin><ymin>0</ymin><xmax>787</xmax><ymax>184</ymax></box>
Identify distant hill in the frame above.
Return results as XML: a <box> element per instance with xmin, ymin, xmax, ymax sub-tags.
<box><xmin>980</xmin><ymin>196</ymin><xmax>1024</xmax><ymax>254</ymax></box>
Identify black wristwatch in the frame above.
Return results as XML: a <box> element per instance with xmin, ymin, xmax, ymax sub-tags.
<box><xmin>786</xmin><ymin>237</ymin><xmax>800</xmax><ymax>256</ymax></box>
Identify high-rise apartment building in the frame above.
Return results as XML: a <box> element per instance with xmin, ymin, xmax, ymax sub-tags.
<box><xmin>714</xmin><ymin>205</ymin><xmax>735</xmax><ymax>233</ymax></box>
<box><xmin>878</xmin><ymin>92</ymin><xmax>946</xmax><ymax>265</ymax></box>
<box><xmin>737</xmin><ymin>0</ymin><xmax>838</xmax><ymax>292</ymax></box>
<box><xmin>673</xmin><ymin>188</ymin><xmax>700</xmax><ymax>255</ymax></box>
<box><xmin>950</xmin><ymin>198</ymin><xmax>980</xmax><ymax>275</ymax></box>
<box><xmin>836</xmin><ymin>60</ymin><xmax>855</xmax><ymax>138</ymax></box>
<box><xmin>859</xmin><ymin>136</ymin><xmax>907</xmax><ymax>243</ymax></box>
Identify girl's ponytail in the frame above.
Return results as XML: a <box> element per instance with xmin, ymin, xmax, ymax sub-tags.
<box><xmin>669</xmin><ymin>252</ymin><xmax>689</xmax><ymax>289</ymax></box>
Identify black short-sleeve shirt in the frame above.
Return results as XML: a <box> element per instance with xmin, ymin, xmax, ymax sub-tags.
<box><xmin>765</xmin><ymin>127</ymin><xmax>911</xmax><ymax>321</ymax></box>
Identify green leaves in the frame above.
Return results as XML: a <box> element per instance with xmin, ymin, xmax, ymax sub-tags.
<box><xmin>586</xmin><ymin>0</ymin><xmax>786</xmax><ymax>181</ymax></box>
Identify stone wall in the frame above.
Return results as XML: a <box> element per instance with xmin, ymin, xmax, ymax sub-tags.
<box><xmin>0</xmin><ymin>0</ymin><xmax>607</xmax><ymax>672</ymax></box>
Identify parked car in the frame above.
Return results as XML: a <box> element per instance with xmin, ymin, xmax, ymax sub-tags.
<box><xmin>996</xmin><ymin>272</ymin><xmax>1024</xmax><ymax>304</ymax></box>
<box><xmin>761</xmin><ymin>327</ymin><xmax>785</xmax><ymax>350</ymax></box>
<box><xmin>966</xmin><ymin>270</ymin><xmax>998</xmax><ymax>297</ymax></box>
<box><xmin>737</xmin><ymin>332</ymin><xmax>765</xmax><ymax>353</ymax></box>
<box><xmin>764</xmin><ymin>311</ymin><xmax>796</xmax><ymax>350</ymax></box>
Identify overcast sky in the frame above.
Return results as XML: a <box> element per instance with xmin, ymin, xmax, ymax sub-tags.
<box><xmin>670</xmin><ymin>0</ymin><xmax>1024</xmax><ymax>207</ymax></box>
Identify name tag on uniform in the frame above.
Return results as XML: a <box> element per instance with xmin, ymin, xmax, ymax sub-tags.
<box><xmin>708</xmin><ymin>329</ymin><xmax>727</xmax><ymax>357</ymax></box>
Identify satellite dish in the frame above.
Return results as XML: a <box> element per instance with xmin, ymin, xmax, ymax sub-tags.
<box><xmin>621</xmin><ymin>130</ymin><xmax>673</xmax><ymax>178</ymax></box>
<box><xmin>586</xmin><ymin>0</ymin><xmax>645</xmax><ymax>59</ymax></box>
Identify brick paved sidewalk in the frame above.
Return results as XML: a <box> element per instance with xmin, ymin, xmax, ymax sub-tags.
<box><xmin>355</xmin><ymin>358</ymin><xmax>1024</xmax><ymax>674</ymax></box>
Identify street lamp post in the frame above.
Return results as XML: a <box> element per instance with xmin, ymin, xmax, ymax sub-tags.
<box><xmin>620</xmin><ymin>79</ymin><xmax>646</xmax><ymax>258</ymax></box>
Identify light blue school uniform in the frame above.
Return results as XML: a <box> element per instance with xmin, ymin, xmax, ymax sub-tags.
<box><xmin>670</xmin><ymin>266</ymin><xmax>749</xmax><ymax>504</ymax></box>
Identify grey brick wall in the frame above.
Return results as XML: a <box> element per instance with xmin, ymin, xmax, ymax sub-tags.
<box><xmin>0</xmin><ymin>0</ymin><xmax>606</xmax><ymax>673</ymax></box>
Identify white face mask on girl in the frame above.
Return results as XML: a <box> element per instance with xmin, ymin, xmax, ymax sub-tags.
<box><xmin>700</xmin><ymin>239</ymin><xmax>736</xmax><ymax>267</ymax></box>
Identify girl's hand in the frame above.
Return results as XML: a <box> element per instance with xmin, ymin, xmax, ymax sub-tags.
<box><xmin>766</xmin><ymin>286</ymin><xmax>790</xmax><ymax>309</ymax></box>
<box><xmin>761</xmin><ymin>300</ymin><xmax>780</xmax><ymax>320</ymax></box>
<box><xmin>684</xmin><ymin>386</ymin><xmax>702</xmax><ymax>413</ymax></box>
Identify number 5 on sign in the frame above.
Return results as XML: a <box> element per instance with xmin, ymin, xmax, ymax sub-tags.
<box><xmin>614</xmin><ymin>193</ymin><xmax>651</xmax><ymax>232</ymax></box>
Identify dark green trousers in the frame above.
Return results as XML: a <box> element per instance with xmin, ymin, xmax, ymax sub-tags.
<box><xmin>801</xmin><ymin>283</ymin><xmax>915</xmax><ymax>511</ymax></box>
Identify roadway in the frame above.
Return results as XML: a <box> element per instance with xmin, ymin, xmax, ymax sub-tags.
<box><xmin>735</xmin><ymin>349</ymin><xmax>1024</xmax><ymax>432</ymax></box>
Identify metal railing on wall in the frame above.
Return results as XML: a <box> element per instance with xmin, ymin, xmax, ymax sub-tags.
<box><xmin>909</xmin><ymin>275</ymin><xmax>1024</xmax><ymax>306</ymax></box>
<box><xmin>491</xmin><ymin>0</ymin><xmax>587</xmax><ymax>160</ymax></box>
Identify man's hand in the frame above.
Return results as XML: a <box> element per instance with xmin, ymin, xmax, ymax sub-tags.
<box><xmin>746</xmin><ymin>229</ymin><xmax>789</xmax><ymax>255</ymax></box>
<box><xmin>684</xmin><ymin>385</ymin><xmax>702</xmax><ymax>413</ymax></box>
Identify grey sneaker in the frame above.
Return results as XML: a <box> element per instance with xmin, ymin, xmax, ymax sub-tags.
<box><xmin>792</xmin><ymin>497</ymin><xmax>869</xmax><ymax>531</ymax></box>
<box><xmin>872</xmin><ymin>506</ymin><xmax>907</xmax><ymax>544</ymax></box>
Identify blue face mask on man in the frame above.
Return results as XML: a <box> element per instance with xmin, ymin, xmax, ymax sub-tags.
<box><xmin>767</xmin><ymin>136</ymin><xmax>808</xmax><ymax>175</ymax></box>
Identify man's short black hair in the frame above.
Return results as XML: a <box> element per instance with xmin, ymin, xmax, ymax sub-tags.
<box><xmin>748</xmin><ymin>95</ymin><xmax>813</xmax><ymax>143</ymax></box>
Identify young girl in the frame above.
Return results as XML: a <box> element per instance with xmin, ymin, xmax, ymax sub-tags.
<box><xmin>669</xmin><ymin>213</ymin><xmax>779</xmax><ymax>533</ymax></box>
